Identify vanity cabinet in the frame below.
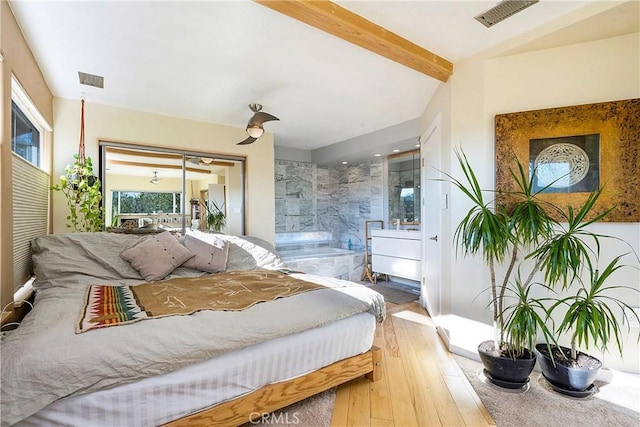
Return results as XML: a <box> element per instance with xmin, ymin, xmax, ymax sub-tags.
<box><xmin>371</xmin><ymin>230</ymin><xmax>421</xmax><ymax>281</ymax></box>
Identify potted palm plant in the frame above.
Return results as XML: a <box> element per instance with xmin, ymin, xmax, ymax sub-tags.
<box><xmin>203</xmin><ymin>198</ymin><xmax>226</xmax><ymax>233</ymax></box>
<box><xmin>535</xmin><ymin>255</ymin><xmax>639</xmax><ymax>396</ymax></box>
<box><xmin>445</xmin><ymin>150</ymin><xmax>615</xmax><ymax>389</ymax></box>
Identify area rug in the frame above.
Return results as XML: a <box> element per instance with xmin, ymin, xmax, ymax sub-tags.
<box><xmin>242</xmin><ymin>388</ymin><xmax>336</xmax><ymax>426</ymax></box>
<box><xmin>363</xmin><ymin>280</ymin><xmax>419</xmax><ymax>305</ymax></box>
<box><xmin>453</xmin><ymin>354</ymin><xmax>640</xmax><ymax>427</ymax></box>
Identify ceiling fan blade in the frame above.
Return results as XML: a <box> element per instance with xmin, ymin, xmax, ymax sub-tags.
<box><xmin>250</xmin><ymin>111</ymin><xmax>279</xmax><ymax>126</ymax></box>
<box><xmin>237</xmin><ymin>136</ymin><xmax>258</xmax><ymax>145</ymax></box>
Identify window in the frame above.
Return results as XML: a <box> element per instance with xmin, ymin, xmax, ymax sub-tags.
<box><xmin>10</xmin><ymin>76</ymin><xmax>51</xmax><ymax>296</ymax></box>
<box><xmin>10</xmin><ymin>77</ymin><xmax>49</xmax><ymax>169</ymax></box>
<box><xmin>112</xmin><ymin>191</ymin><xmax>182</xmax><ymax>215</ymax></box>
<box><xmin>11</xmin><ymin>100</ymin><xmax>41</xmax><ymax>167</ymax></box>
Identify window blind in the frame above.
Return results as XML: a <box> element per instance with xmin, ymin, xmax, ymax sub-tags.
<box><xmin>12</xmin><ymin>153</ymin><xmax>49</xmax><ymax>291</ymax></box>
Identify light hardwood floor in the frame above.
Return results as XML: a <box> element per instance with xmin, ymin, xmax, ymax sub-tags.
<box><xmin>330</xmin><ymin>302</ymin><xmax>496</xmax><ymax>427</ymax></box>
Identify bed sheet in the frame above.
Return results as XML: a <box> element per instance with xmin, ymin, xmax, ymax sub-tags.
<box><xmin>17</xmin><ymin>312</ymin><xmax>376</xmax><ymax>427</ymax></box>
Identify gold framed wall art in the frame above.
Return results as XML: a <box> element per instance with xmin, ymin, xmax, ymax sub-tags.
<box><xmin>495</xmin><ymin>99</ymin><xmax>639</xmax><ymax>222</ymax></box>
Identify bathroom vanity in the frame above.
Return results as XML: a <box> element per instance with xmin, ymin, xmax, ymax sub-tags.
<box><xmin>371</xmin><ymin>229</ymin><xmax>422</xmax><ymax>282</ymax></box>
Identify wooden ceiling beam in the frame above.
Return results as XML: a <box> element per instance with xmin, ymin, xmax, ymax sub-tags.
<box><xmin>105</xmin><ymin>147</ymin><xmax>182</xmax><ymax>160</ymax></box>
<box><xmin>106</xmin><ymin>160</ymin><xmax>212</xmax><ymax>175</ymax></box>
<box><xmin>255</xmin><ymin>0</ymin><xmax>453</xmax><ymax>82</ymax></box>
<box><xmin>105</xmin><ymin>147</ymin><xmax>236</xmax><ymax>168</ymax></box>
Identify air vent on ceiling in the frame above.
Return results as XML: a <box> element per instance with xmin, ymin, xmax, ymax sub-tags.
<box><xmin>475</xmin><ymin>0</ymin><xmax>539</xmax><ymax>28</ymax></box>
<box><xmin>78</xmin><ymin>71</ymin><xmax>104</xmax><ymax>88</ymax></box>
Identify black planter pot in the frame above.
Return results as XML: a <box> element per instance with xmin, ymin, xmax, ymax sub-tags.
<box><xmin>478</xmin><ymin>340</ymin><xmax>536</xmax><ymax>389</ymax></box>
<box><xmin>535</xmin><ymin>344</ymin><xmax>602</xmax><ymax>394</ymax></box>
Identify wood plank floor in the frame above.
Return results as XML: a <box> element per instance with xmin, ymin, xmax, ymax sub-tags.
<box><xmin>331</xmin><ymin>302</ymin><xmax>495</xmax><ymax>427</ymax></box>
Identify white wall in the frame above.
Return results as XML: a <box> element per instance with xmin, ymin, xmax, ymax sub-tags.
<box><xmin>52</xmin><ymin>98</ymin><xmax>276</xmax><ymax>243</ymax></box>
<box><xmin>423</xmin><ymin>32</ymin><xmax>640</xmax><ymax>373</ymax></box>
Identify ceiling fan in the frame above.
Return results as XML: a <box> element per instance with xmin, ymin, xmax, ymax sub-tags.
<box><xmin>187</xmin><ymin>156</ymin><xmax>216</xmax><ymax>165</ymax></box>
<box><xmin>236</xmin><ymin>103</ymin><xmax>279</xmax><ymax>145</ymax></box>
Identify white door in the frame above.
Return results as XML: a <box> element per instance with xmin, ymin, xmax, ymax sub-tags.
<box><xmin>420</xmin><ymin>117</ymin><xmax>442</xmax><ymax>318</ymax></box>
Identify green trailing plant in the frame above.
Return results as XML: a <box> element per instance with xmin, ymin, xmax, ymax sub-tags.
<box><xmin>443</xmin><ymin>149</ymin><xmax>620</xmax><ymax>359</ymax></box>
<box><xmin>203</xmin><ymin>198</ymin><xmax>225</xmax><ymax>233</ymax></box>
<box><xmin>548</xmin><ymin>255</ymin><xmax>639</xmax><ymax>363</ymax></box>
<box><xmin>52</xmin><ymin>154</ymin><xmax>104</xmax><ymax>232</ymax></box>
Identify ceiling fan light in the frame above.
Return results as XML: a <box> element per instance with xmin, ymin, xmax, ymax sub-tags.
<box><xmin>200</xmin><ymin>157</ymin><xmax>213</xmax><ymax>164</ymax></box>
<box><xmin>246</xmin><ymin>124</ymin><xmax>264</xmax><ymax>138</ymax></box>
<box><xmin>150</xmin><ymin>171</ymin><xmax>159</xmax><ymax>184</ymax></box>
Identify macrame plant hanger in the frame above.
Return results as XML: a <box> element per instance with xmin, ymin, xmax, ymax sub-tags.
<box><xmin>78</xmin><ymin>98</ymin><xmax>86</xmax><ymax>166</ymax></box>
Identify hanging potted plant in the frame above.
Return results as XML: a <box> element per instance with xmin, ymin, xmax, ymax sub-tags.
<box><xmin>52</xmin><ymin>99</ymin><xmax>103</xmax><ymax>232</ymax></box>
<box><xmin>202</xmin><ymin>198</ymin><xmax>226</xmax><ymax>233</ymax></box>
<box><xmin>534</xmin><ymin>255</ymin><xmax>639</xmax><ymax>396</ymax></box>
<box><xmin>444</xmin><ymin>150</ymin><xmax>616</xmax><ymax>389</ymax></box>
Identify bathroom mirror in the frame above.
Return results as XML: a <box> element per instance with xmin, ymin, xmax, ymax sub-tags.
<box><xmin>99</xmin><ymin>141</ymin><xmax>246</xmax><ymax>234</ymax></box>
<box><xmin>388</xmin><ymin>149</ymin><xmax>420</xmax><ymax>225</ymax></box>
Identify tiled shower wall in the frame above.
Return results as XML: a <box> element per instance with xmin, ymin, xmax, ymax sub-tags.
<box><xmin>275</xmin><ymin>159</ymin><xmax>384</xmax><ymax>250</ymax></box>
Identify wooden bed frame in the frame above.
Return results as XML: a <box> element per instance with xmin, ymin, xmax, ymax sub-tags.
<box><xmin>2</xmin><ymin>292</ymin><xmax>382</xmax><ymax>427</ymax></box>
<box><xmin>163</xmin><ymin>346</ymin><xmax>381</xmax><ymax>427</ymax></box>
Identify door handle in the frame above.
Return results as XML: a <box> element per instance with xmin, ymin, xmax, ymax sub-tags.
<box><xmin>429</xmin><ymin>235</ymin><xmax>438</xmax><ymax>242</ymax></box>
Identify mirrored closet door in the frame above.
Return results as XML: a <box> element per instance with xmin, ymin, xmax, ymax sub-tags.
<box><xmin>99</xmin><ymin>141</ymin><xmax>246</xmax><ymax>235</ymax></box>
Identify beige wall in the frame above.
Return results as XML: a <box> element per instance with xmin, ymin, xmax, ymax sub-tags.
<box><xmin>422</xmin><ymin>30</ymin><xmax>640</xmax><ymax>373</ymax></box>
<box><xmin>0</xmin><ymin>1</ymin><xmax>53</xmax><ymax>307</ymax></box>
<box><xmin>53</xmin><ymin>98</ymin><xmax>275</xmax><ymax>243</ymax></box>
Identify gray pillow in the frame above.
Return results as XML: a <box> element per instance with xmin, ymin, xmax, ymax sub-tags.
<box><xmin>182</xmin><ymin>234</ymin><xmax>229</xmax><ymax>273</ymax></box>
<box><xmin>120</xmin><ymin>232</ymin><xmax>194</xmax><ymax>281</ymax></box>
<box><xmin>31</xmin><ymin>232</ymin><xmax>146</xmax><ymax>290</ymax></box>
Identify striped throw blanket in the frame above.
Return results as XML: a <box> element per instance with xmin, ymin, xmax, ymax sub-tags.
<box><xmin>77</xmin><ymin>269</ymin><xmax>322</xmax><ymax>333</ymax></box>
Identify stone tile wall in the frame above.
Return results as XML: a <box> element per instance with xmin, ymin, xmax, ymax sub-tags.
<box><xmin>275</xmin><ymin>158</ymin><xmax>384</xmax><ymax>251</ymax></box>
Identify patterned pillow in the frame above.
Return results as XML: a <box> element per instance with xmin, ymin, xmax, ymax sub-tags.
<box><xmin>120</xmin><ymin>232</ymin><xmax>194</xmax><ymax>281</ymax></box>
<box><xmin>182</xmin><ymin>234</ymin><xmax>229</xmax><ymax>273</ymax></box>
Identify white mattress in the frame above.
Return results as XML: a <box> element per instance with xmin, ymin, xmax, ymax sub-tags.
<box><xmin>18</xmin><ymin>312</ymin><xmax>376</xmax><ymax>427</ymax></box>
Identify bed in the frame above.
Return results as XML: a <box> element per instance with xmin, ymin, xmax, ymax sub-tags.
<box><xmin>0</xmin><ymin>231</ymin><xmax>385</xmax><ymax>427</ymax></box>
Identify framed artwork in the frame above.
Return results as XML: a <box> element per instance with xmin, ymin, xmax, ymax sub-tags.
<box><xmin>495</xmin><ymin>99</ymin><xmax>640</xmax><ymax>222</ymax></box>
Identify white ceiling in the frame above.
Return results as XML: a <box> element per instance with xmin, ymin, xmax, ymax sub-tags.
<box><xmin>8</xmin><ymin>1</ymin><xmax>633</xmax><ymax>151</ymax></box>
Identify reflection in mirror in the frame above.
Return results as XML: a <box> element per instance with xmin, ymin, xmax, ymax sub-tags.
<box><xmin>99</xmin><ymin>142</ymin><xmax>245</xmax><ymax>235</ymax></box>
<box><xmin>388</xmin><ymin>149</ymin><xmax>420</xmax><ymax>225</ymax></box>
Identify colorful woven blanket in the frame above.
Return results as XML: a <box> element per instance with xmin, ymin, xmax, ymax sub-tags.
<box><xmin>77</xmin><ymin>269</ymin><xmax>322</xmax><ymax>333</ymax></box>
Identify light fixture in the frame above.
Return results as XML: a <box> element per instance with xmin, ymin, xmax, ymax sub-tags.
<box><xmin>374</xmin><ymin>153</ymin><xmax>382</xmax><ymax>157</ymax></box>
<box><xmin>341</xmin><ymin>161</ymin><xmax>348</xmax><ymax>165</ymax></box>
<box><xmin>246</xmin><ymin>124</ymin><xmax>264</xmax><ymax>138</ymax></box>
<box><xmin>150</xmin><ymin>171</ymin><xmax>160</xmax><ymax>185</ymax></box>
<box><xmin>415</xmin><ymin>144</ymin><xmax>420</xmax><ymax>148</ymax></box>
<box><xmin>200</xmin><ymin>157</ymin><xmax>213</xmax><ymax>164</ymax></box>
<box><xmin>392</xmin><ymin>149</ymin><xmax>400</xmax><ymax>153</ymax></box>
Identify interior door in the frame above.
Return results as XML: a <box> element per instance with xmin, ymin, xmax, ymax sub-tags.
<box><xmin>420</xmin><ymin>117</ymin><xmax>442</xmax><ymax>319</ymax></box>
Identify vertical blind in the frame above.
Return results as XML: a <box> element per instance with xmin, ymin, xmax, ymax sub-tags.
<box><xmin>12</xmin><ymin>153</ymin><xmax>49</xmax><ymax>292</ymax></box>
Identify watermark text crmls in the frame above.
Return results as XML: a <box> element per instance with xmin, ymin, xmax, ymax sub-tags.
<box><xmin>249</xmin><ymin>411</ymin><xmax>301</xmax><ymax>424</ymax></box>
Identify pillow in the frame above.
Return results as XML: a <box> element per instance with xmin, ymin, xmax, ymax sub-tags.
<box><xmin>120</xmin><ymin>232</ymin><xmax>194</xmax><ymax>281</ymax></box>
<box><xmin>182</xmin><ymin>234</ymin><xmax>229</xmax><ymax>273</ymax></box>
<box><xmin>32</xmin><ymin>232</ymin><xmax>147</xmax><ymax>289</ymax></box>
